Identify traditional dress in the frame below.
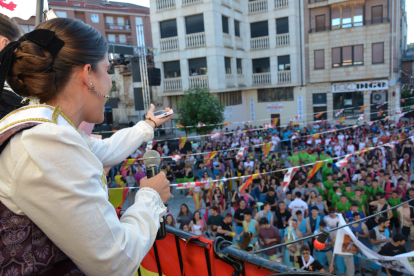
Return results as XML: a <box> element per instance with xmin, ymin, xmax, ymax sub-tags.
<box><xmin>0</xmin><ymin>103</ymin><xmax>166</xmax><ymax>276</ymax></box>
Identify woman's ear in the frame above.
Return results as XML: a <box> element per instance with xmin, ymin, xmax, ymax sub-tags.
<box><xmin>0</xmin><ymin>37</ymin><xmax>9</xmax><ymax>50</ymax></box>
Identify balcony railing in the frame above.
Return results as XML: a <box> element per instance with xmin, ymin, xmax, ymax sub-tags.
<box><xmin>252</xmin><ymin>73</ymin><xmax>271</xmax><ymax>85</ymax></box>
<box><xmin>278</xmin><ymin>71</ymin><xmax>291</xmax><ymax>83</ymax></box>
<box><xmin>250</xmin><ymin>36</ymin><xmax>269</xmax><ymax>50</ymax></box>
<box><xmin>108</xmin><ymin>39</ymin><xmax>133</xmax><ymax>45</ymax></box>
<box><xmin>248</xmin><ymin>0</ymin><xmax>267</xmax><ymax>14</ymax></box>
<box><xmin>275</xmin><ymin>33</ymin><xmax>289</xmax><ymax>47</ymax></box>
<box><xmin>223</xmin><ymin>33</ymin><xmax>232</xmax><ymax>48</ymax></box>
<box><xmin>189</xmin><ymin>75</ymin><xmax>209</xmax><ymax>88</ymax></box>
<box><xmin>400</xmin><ymin>78</ymin><xmax>414</xmax><ymax>85</ymax></box>
<box><xmin>226</xmin><ymin>75</ymin><xmax>235</xmax><ymax>88</ymax></box>
<box><xmin>275</xmin><ymin>0</ymin><xmax>288</xmax><ymax>9</ymax></box>
<box><xmin>182</xmin><ymin>0</ymin><xmax>202</xmax><ymax>5</ymax></box>
<box><xmin>235</xmin><ymin>36</ymin><xmax>243</xmax><ymax>49</ymax></box>
<box><xmin>221</xmin><ymin>0</ymin><xmax>231</xmax><ymax>7</ymax></box>
<box><xmin>156</xmin><ymin>0</ymin><xmax>175</xmax><ymax>11</ymax></box>
<box><xmin>234</xmin><ymin>0</ymin><xmax>241</xmax><ymax>11</ymax></box>
<box><xmin>186</xmin><ymin>32</ymin><xmax>206</xmax><ymax>48</ymax></box>
<box><xmin>105</xmin><ymin>23</ymin><xmax>131</xmax><ymax>30</ymax></box>
<box><xmin>160</xmin><ymin>36</ymin><xmax>179</xmax><ymax>52</ymax></box>
<box><xmin>309</xmin><ymin>18</ymin><xmax>390</xmax><ymax>33</ymax></box>
<box><xmin>308</xmin><ymin>0</ymin><xmax>327</xmax><ymax>4</ymax></box>
<box><xmin>164</xmin><ymin>77</ymin><xmax>182</xmax><ymax>91</ymax></box>
<box><xmin>237</xmin><ymin>74</ymin><xmax>246</xmax><ymax>87</ymax></box>
<box><xmin>335</xmin><ymin>109</ymin><xmax>363</xmax><ymax>119</ymax></box>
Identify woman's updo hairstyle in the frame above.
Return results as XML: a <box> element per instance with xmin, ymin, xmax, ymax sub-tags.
<box><xmin>0</xmin><ymin>14</ymin><xmax>24</xmax><ymax>41</ymax></box>
<box><xmin>7</xmin><ymin>18</ymin><xmax>108</xmax><ymax>103</ymax></box>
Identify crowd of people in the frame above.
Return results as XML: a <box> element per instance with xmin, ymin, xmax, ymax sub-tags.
<box><xmin>109</xmin><ymin>115</ymin><xmax>414</xmax><ymax>275</ymax></box>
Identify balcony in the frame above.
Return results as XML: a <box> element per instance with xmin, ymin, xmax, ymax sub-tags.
<box><xmin>234</xmin><ymin>0</ymin><xmax>242</xmax><ymax>11</ymax></box>
<box><xmin>108</xmin><ymin>39</ymin><xmax>133</xmax><ymax>45</ymax></box>
<box><xmin>309</xmin><ymin>18</ymin><xmax>390</xmax><ymax>33</ymax></box>
<box><xmin>160</xmin><ymin>37</ymin><xmax>179</xmax><ymax>52</ymax></box>
<box><xmin>226</xmin><ymin>75</ymin><xmax>235</xmax><ymax>88</ymax></box>
<box><xmin>275</xmin><ymin>33</ymin><xmax>289</xmax><ymax>47</ymax></box>
<box><xmin>156</xmin><ymin>0</ymin><xmax>175</xmax><ymax>11</ymax></box>
<box><xmin>237</xmin><ymin>74</ymin><xmax>246</xmax><ymax>87</ymax></box>
<box><xmin>182</xmin><ymin>0</ymin><xmax>202</xmax><ymax>5</ymax></box>
<box><xmin>221</xmin><ymin>0</ymin><xmax>231</xmax><ymax>7</ymax></box>
<box><xmin>235</xmin><ymin>36</ymin><xmax>243</xmax><ymax>49</ymax></box>
<box><xmin>308</xmin><ymin>0</ymin><xmax>326</xmax><ymax>3</ymax></box>
<box><xmin>164</xmin><ymin>77</ymin><xmax>182</xmax><ymax>91</ymax></box>
<box><xmin>189</xmin><ymin>75</ymin><xmax>209</xmax><ymax>88</ymax></box>
<box><xmin>400</xmin><ymin>78</ymin><xmax>414</xmax><ymax>86</ymax></box>
<box><xmin>223</xmin><ymin>33</ymin><xmax>232</xmax><ymax>48</ymax></box>
<box><xmin>252</xmin><ymin>73</ymin><xmax>271</xmax><ymax>85</ymax></box>
<box><xmin>248</xmin><ymin>0</ymin><xmax>267</xmax><ymax>14</ymax></box>
<box><xmin>275</xmin><ymin>0</ymin><xmax>288</xmax><ymax>9</ymax></box>
<box><xmin>105</xmin><ymin>23</ymin><xmax>131</xmax><ymax>31</ymax></box>
<box><xmin>250</xmin><ymin>36</ymin><xmax>269</xmax><ymax>50</ymax></box>
<box><xmin>278</xmin><ymin>71</ymin><xmax>291</xmax><ymax>83</ymax></box>
<box><xmin>186</xmin><ymin>32</ymin><xmax>206</xmax><ymax>48</ymax></box>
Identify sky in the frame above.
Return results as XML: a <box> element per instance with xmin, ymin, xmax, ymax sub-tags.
<box><xmin>116</xmin><ymin>0</ymin><xmax>414</xmax><ymax>43</ymax></box>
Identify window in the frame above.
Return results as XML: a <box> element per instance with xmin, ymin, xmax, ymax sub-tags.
<box><xmin>218</xmin><ymin>91</ymin><xmax>242</xmax><ymax>106</ymax></box>
<box><xmin>250</xmin><ymin>21</ymin><xmax>268</xmax><ymax>38</ymax></box>
<box><xmin>333</xmin><ymin>92</ymin><xmax>364</xmax><ymax>116</ymax></box>
<box><xmin>19</xmin><ymin>25</ymin><xmax>35</xmax><ymax>33</ymax></box>
<box><xmin>234</xmin><ymin>20</ymin><xmax>240</xmax><ymax>37</ymax></box>
<box><xmin>276</xmin><ymin>17</ymin><xmax>289</xmax><ymax>34</ymax></box>
<box><xmin>371</xmin><ymin>6</ymin><xmax>383</xmax><ymax>24</ymax></box>
<box><xmin>252</xmin><ymin>58</ymin><xmax>270</xmax><ymax>73</ymax></box>
<box><xmin>372</xmin><ymin>43</ymin><xmax>384</xmax><ymax>64</ymax></box>
<box><xmin>313</xmin><ymin>93</ymin><xmax>327</xmax><ymax>105</ymax></box>
<box><xmin>332</xmin><ymin>7</ymin><xmax>364</xmax><ymax>29</ymax></box>
<box><xmin>314</xmin><ymin>50</ymin><xmax>325</xmax><ymax>69</ymax></box>
<box><xmin>354</xmin><ymin>6</ymin><xmax>363</xmax><ymax>26</ymax></box>
<box><xmin>160</xmin><ymin>19</ymin><xmax>177</xmax><ymax>39</ymax></box>
<box><xmin>188</xmin><ymin>58</ymin><xmax>207</xmax><ymax>75</ymax></box>
<box><xmin>55</xmin><ymin>11</ymin><xmax>67</xmax><ymax>18</ymax></box>
<box><xmin>222</xmin><ymin>16</ymin><xmax>229</xmax><ymax>34</ymax></box>
<box><xmin>91</xmin><ymin>14</ymin><xmax>99</xmax><ymax>23</ymax></box>
<box><xmin>117</xmin><ymin>17</ymin><xmax>125</xmax><ymax>26</ymax></box>
<box><xmin>185</xmin><ymin>14</ymin><xmax>204</xmax><ymax>34</ymax></box>
<box><xmin>164</xmin><ymin>61</ymin><xmax>181</xmax><ymax>78</ymax></box>
<box><xmin>106</xmin><ymin>16</ymin><xmax>114</xmax><ymax>24</ymax></box>
<box><xmin>315</xmin><ymin>15</ymin><xmax>325</xmax><ymax>32</ymax></box>
<box><xmin>258</xmin><ymin>87</ymin><xmax>294</xmax><ymax>102</ymax></box>
<box><xmin>278</xmin><ymin>55</ymin><xmax>290</xmax><ymax>71</ymax></box>
<box><xmin>342</xmin><ymin>8</ymin><xmax>352</xmax><ymax>28</ymax></box>
<box><xmin>237</xmin><ymin>59</ymin><xmax>242</xmax><ymax>74</ymax></box>
<box><xmin>332</xmin><ymin>45</ymin><xmax>363</xmax><ymax>67</ymax></box>
<box><xmin>107</xmin><ymin>34</ymin><xmax>116</xmax><ymax>43</ymax></box>
<box><xmin>119</xmin><ymin>34</ymin><xmax>126</xmax><ymax>44</ymax></box>
<box><xmin>170</xmin><ymin>96</ymin><xmax>183</xmax><ymax>111</ymax></box>
<box><xmin>225</xmin><ymin>57</ymin><xmax>231</xmax><ymax>74</ymax></box>
<box><xmin>332</xmin><ymin>10</ymin><xmax>340</xmax><ymax>29</ymax></box>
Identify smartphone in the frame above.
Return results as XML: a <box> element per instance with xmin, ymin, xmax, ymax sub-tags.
<box><xmin>153</xmin><ymin>109</ymin><xmax>174</xmax><ymax>119</ymax></box>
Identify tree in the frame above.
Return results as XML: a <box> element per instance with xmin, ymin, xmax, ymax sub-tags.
<box><xmin>177</xmin><ymin>86</ymin><xmax>225</xmax><ymax>136</ymax></box>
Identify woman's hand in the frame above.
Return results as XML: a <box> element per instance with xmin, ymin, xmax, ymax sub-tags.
<box><xmin>145</xmin><ymin>104</ymin><xmax>173</xmax><ymax>128</ymax></box>
<box><xmin>140</xmin><ymin>171</ymin><xmax>171</xmax><ymax>203</ymax></box>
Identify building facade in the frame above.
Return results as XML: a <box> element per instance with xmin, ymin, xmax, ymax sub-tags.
<box><xmin>304</xmin><ymin>0</ymin><xmax>408</xmax><ymax>124</ymax></box>
<box><xmin>150</xmin><ymin>0</ymin><xmax>307</xmax><ymax>126</ymax></box>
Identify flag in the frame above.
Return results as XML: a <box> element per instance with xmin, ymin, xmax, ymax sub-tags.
<box><xmin>359</xmin><ymin>105</ymin><xmax>367</xmax><ymax>112</ymax></box>
<box><xmin>398</xmin><ymin>134</ymin><xmax>403</xmax><ymax>142</ymax></box>
<box><xmin>290</xmin><ymin>115</ymin><xmax>299</xmax><ymax>121</ymax></box>
<box><xmin>242</xmin><ymin>121</ymin><xmax>250</xmax><ymax>124</ymax></box>
<box><xmin>357</xmin><ymin>114</ymin><xmax>365</xmax><ymax>121</ymax></box>
<box><xmin>239</xmin><ymin>174</ymin><xmax>260</xmax><ymax>193</ymax></box>
<box><xmin>108</xmin><ymin>187</ymin><xmax>129</xmax><ymax>208</ymax></box>
<box><xmin>179</xmin><ymin>137</ymin><xmax>187</xmax><ymax>149</ymax></box>
<box><xmin>210</xmin><ymin>132</ymin><xmax>222</xmax><ymax>139</ymax></box>
<box><xmin>0</xmin><ymin>0</ymin><xmax>48</xmax><ymax>20</ymax></box>
<box><xmin>263</xmin><ymin>123</ymin><xmax>272</xmax><ymax>129</ymax></box>
<box><xmin>176</xmin><ymin>182</ymin><xmax>205</xmax><ymax>189</ymax></box>
<box><xmin>146</xmin><ymin>140</ymin><xmax>156</xmax><ymax>151</ymax></box>
<box><xmin>121</xmin><ymin>159</ymin><xmax>137</xmax><ymax>170</ymax></box>
<box><xmin>377</xmin><ymin>109</ymin><xmax>383</xmax><ymax>116</ymax></box>
<box><xmin>397</xmin><ymin>108</ymin><xmax>403</xmax><ymax>114</ymax></box>
<box><xmin>384</xmin><ymin>116</ymin><xmax>393</xmax><ymax>121</ymax></box>
<box><xmin>315</xmin><ymin>112</ymin><xmax>323</xmax><ymax>118</ymax></box>
<box><xmin>376</xmin><ymin>102</ymin><xmax>387</xmax><ymax>108</ymax></box>
<box><xmin>204</xmin><ymin>151</ymin><xmax>218</xmax><ymax>165</ymax></box>
<box><xmin>335</xmin><ymin>156</ymin><xmax>350</xmax><ymax>169</ymax></box>
<box><xmin>263</xmin><ymin>143</ymin><xmax>272</xmax><ymax>157</ymax></box>
<box><xmin>171</xmin><ymin>154</ymin><xmax>184</xmax><ymax>161</ymax></box>
<box><xmin>335</xmin><ymin>109</ymin><xmax>344</xmax><ymax>116</ymax></box>
<box><xmin>272</xmin><ymin>118</ymin><xmax>279</xmax><ymax>126</ymax></box>
<box><xmin>307</xmin><ymin>161</ymin><xmax>324</xmax><ymax>181</ymax></box>
<box><xmin>365</xmin><ymin>90</ymin><xmax>372</xmax><ymax>95</ymax></box>
<box><xmin>198</xmin><ymin>122</ymin><xmax>206</xmax><ymax>127</ymax></box>
<box><xmin>282</xmin><ymin>168</ymin><xmax>298</xmax><ymax>193</ymax></box>
<box><xmin>222</xmin><ymin>122</ymin><xmax>231</xmax><ymax>126</ymax></box>
<box><xmin>313</xmin><ymin>120</ymin><xmax>323</xmax><ymax>124</ymax></box>
<box><xmin>312</xmin><ymin>134</ymin><xmax>320</xmax><ymax>139</ymax></box>
<box><xmin>176</xmin><ymin>122</ymin><xmax>186</xmax><ymax>128</ymax></box>
<box><xmin>289</xmin><ymin>122</ymin><xmax>299</xmax><ymax>126</ymax></box>
<box><xmin>236</xmin><ymin>147</ymin><xmax>248</xmax><ymax>161</ymax></box>
<box><xmin>402</xmin><ymin>99</ymin><xmax>406</xmax><ymax>103</ymax></box>
<box><xmin>336</xmin><ymin>116</ymin><xmax>348</xmax><ymax>123</ymax></box>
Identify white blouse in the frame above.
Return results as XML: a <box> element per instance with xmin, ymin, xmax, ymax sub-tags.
<box><xmin>0</xmin><ymin>105</ymin><xmax>166</xmax><ymax>276</ymax></box>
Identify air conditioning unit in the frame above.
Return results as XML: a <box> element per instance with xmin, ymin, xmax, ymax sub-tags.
<box><xmin>372</xmin><ymin>91</ymin><xmax>386</xmax><ymax>104</ymax></box>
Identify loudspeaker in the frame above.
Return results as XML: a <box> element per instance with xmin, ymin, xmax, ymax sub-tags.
<box><xmin>104</xmin><ymin>108</ymin><xmax>113</xmax><ymax>125</ymax></box>
<box><xmin>148</xmin><ymin>67</ymin><xmax>161</xmax><ymax>86</ymax></box>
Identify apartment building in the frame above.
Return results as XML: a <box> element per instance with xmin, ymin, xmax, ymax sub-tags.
<box><xmin>304</xmin><ymin>0</ymin><xmax>408</xmax><ymax>123</ymax></box>
<box><xmin>150</xmin><ymin>0</ymin><xmax>307</xmax><ymax>126</ymax></box>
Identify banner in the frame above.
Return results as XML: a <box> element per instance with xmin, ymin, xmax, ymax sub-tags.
<box><xmin>315</xmin><ymin>112</ymin><xmax>323</xmax><ymax>119</ymax></box>
<box><xmin>179</xmin><ymin>137</ymin><xmax>187</xmax><ymax>150</ymax></box>
<box><xmin>272</xmin><ymin>118</ymin><xmax>279</xmax><ymax>126</ymax></box>
<box><xmin>121</xmin><ymin>159</ymin><xmax>137</xmax><ymax>170</ymax></box>
<box><xmin>176</xmin><ymin>122</ymin><xmax>186</xmax><ymax>128</ymax></box>
<box><xmin>176</xmin><ymin>182</ymin><xmax>204</xmax><ymax>189</ymax></box>
<box><xmin>146</xmin><ymin>140</ymin><xmax>156</xmax><ymax>151</ymax></box>
<box><xmin>108</xmin><ymin>187</ymin><xmax>129</xmax><ymax>208</ymax></box>
<box><xmin>204</xmin><ymin>151</ymin><xmax>218</xmax><ymax>165</ymax></box>
<box><xmin>198</xmin><ymin>122</ymin><xmax>206</xmax><ymax>127</ymax></box>
<box><xmin>307</xmin><ymin>161</ymin><xmax>324</xmax><ymax>181</ymax></box>
<box><xmin>282</xmin><ymin>168</ymin><xmax>298</xmax><ymax>192</ymax></box>
<box><xmin>333</xmin><ymin>215</ymin><xmax>414</xmax><ymax>275</ymax></box>
<box><xmin>263</xmin><ymin>142</ymin><xmax>272</xmax><ymax>157</ymax></box>
<box><xmin>236</xmin><ymin>147</ymin><xmax>248</xmax><ymax>161</ymax></box>
<box><xmin>239</xmin><ymin>174</ymin><xmax>260</xmax><ymax>193</ymax></box>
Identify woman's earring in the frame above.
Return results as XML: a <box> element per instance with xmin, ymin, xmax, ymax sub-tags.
<box><xmin>88</xmin><ymin>80</ymin><xmax>110</xmax><ymax>98</ymax></box>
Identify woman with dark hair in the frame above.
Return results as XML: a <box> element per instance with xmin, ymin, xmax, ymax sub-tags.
<box><xmin>177</xmin><ymin>204</ymin><xmax>193</xmax><ymax>230</ymax></box>
<box><xmin>189</xmin><ymin>211</ymin><xmax>205</xmax><ymax>236</ymax></box>
<box><xmin>165</xmin><ymin>214</ymin><xmax>176</xmax><ymax>228</ymax></box>
<box><xmin>0</xmin><ymin>18</ymin><xmax>172</xmax><ymax>275</ymax></box>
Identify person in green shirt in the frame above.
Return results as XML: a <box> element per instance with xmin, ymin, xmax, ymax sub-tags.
<box><xmin>331</xmin><ymin>187</ymin><xmax>342</xmax><ymax>206</ymax></box>
<box><xmin>328</xmin><ymin>183</ymin><xmax>340</xmax><ymax>203</ymax></box>
<box><xmin>315</xmin><ymin>179</ymin><xmax>327</xmax><ymax>200</ymax></box>
<box><xmin>288</xmin><ymin>151</ymin><xmax>300</xmax><ymax>167</ymax></box>
<box><xmin>323</xmin><ymin>174</ymin><xmax>334</xmax><ymax>191</ymax></box>
<box><xmin>351</xmin><ymin>188</ymin><xmax>366</xmax><ymax>216</ymax></box>
<box><xmin>336</xmin><ymin>195</ymin><xmax>352</xmax><ymax>216</ymax></box>
<box><xmin>361</xmin><ymin>189</ymin><xmax>369</xmax><ymax>208</ymax></box>
<box><xmin>309</xmin><ymin>150</ymin><xmax>318</xmax><ymax>164</ymax></box>
<box><xmin>323</xmin><ymin>153</ymin><xmax>333</xmax><ymax>169</ymax></box>
<box><xmin>388</xmin><ymin>190</ymin><xmax>401</xmax><ymax>234</ymax></box>
<box><xmin>319</xmin><ymin>152</ymin><xmax>327</xmax><ymax>163</ymax></box>
<box><xmin>321</xmin><ymin>163</ymin><xmax>333</xmax><ymax>182</ymax></box>
<box><xmin>343</xmin><ymin>184</ymin><xmax>355</xmax><ymax>201</ymax></box>
<box><xmin>366</xmin><ymin>179</ymin><xmax>384</xmax><ymax>201</ymax></box>
<box><xmin>298</xmin><ymin>149</ymin><xmax>309</xmax><ymax>163</ymax></box>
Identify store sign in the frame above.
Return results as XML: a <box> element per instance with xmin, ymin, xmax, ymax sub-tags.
<box><xmin>297</xmin><ymin>96</ymin><xmax>304</xmax><ymax>120</ymax></box>
<box><xmin>224</xmin><ymin>106</ymin><xmax>233</xmax><ymax>119</ymax></box>
<box><xmin>332</xmin><ymin>80</ymin><xmax>388</xmax><ymax>93</ymax></box>
<box><xmin>266</xmin><ymin>103</ymin><xmax>284</xmax><ymax>113</ymax></box>
<box><xmin>250</xmin><ymin>99</ymin><xmax>255</xmax><ymax>121</ymax></box>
